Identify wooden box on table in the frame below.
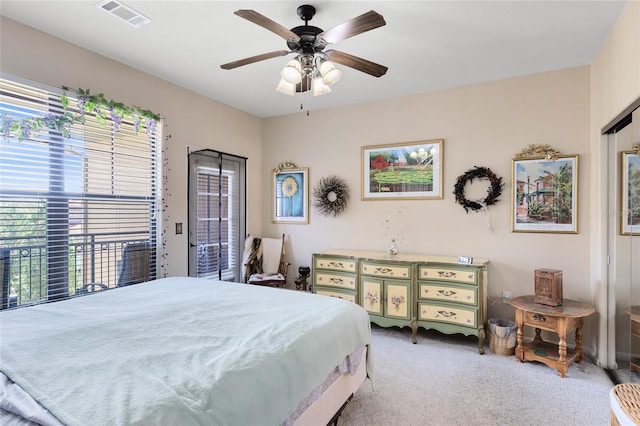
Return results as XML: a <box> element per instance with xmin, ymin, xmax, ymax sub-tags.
<box><xmin>534</xmin><ymin>268</ymin><xmax>563</xmax><ymax>306</ymax></box>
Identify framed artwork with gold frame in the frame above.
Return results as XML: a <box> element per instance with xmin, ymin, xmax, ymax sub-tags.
<box><xmin>511</xmin><ymin>155</ymin><xmax>578</xmax><ymax>233</ymax></box>
<box><xmin>621</xmin><ymin>150</ymin><xmax>640</xmax><ymax>235</ymax></box>
<box><xmin>361</xmin><ymin>139</ymin><xmax>443</xmax><ymax>200</ymax></box>
<box><xmin>273</xmin><ymin>167</ymin><xmax>309</xmax><ymax>224</ymax></box>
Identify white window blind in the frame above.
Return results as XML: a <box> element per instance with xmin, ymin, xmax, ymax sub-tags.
<box><xmin>0</xmin><ymin>77</ymin><xmax>160</xmax><ymax>307</ymax></box>
<box><xmin>188</xmin><ymin>150</ymin><xmax>246</xmax><ymax>282</ymax></box>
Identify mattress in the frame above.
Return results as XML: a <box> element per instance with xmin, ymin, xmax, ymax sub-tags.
<box><xmin>0</xmin><ymin>348</ymin><xmax>368</xmax><ymax>426</ymax></box>
<box><xmin>0</xmin><ymin>277</ymin><xmax>372</xmax><ymax>425</ymax></box>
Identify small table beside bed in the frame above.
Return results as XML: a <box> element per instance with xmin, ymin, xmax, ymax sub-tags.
<box><xmin>0</xmin><ymin>277</ymin><xmax>372</xmax><ymax>425</ymax></box>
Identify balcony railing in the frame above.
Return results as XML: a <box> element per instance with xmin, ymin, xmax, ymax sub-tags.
<box><xmin>1</xmin><ymin>231</ymin><xmax>153</xmax><ymax>308</ymax></box>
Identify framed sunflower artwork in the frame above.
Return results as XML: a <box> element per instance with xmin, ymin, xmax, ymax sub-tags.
<box><xmin>273</xmin><ymin>167</ymin><xmax>309</xmax><ymax>224</ymax></box>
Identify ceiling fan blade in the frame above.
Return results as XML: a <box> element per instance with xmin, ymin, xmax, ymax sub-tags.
<box><xmin>220</xmin><ymin>50</ymin><xmax>291</xmax><ymax>70</ymax></box>
<box><xmin>324</xmin><ymin>50</ymin><xmax>388</xmax><ymax>78</ymax></box>
<box><xmin>235</xmin><ymin>9</ymin><xmax>300</xmax><ymax>41</ymax></box>
<box><xmin>318</xmin><ymin>10</ymin><xmax>386</xmax><ymax>44</ymax></box>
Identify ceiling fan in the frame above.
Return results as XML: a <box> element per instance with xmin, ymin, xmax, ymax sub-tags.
<box><xmin>220</xmin><ymin>4</ymin><xmax>388</xmax><ymax>96</ymax></box>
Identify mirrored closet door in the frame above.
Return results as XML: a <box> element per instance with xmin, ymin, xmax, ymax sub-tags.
<box><xmin>609</xmin><ymin>106</ymin><xmax>639</xmax><ymax>384</ymax></box>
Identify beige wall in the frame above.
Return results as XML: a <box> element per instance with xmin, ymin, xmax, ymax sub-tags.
<box><xmin>0</xmin><ymin>17</ymin><xmax>264</xmax><ymax>278</ymax></box>
<box><xmin>263</xmin><ymin>67</ymin><xmax>593</xmax><ymax>335</ymax></box>
<box><xmin>590</xmin><ymin>1</ymin><xmax>640</xmax><ymax>367</ymax></box>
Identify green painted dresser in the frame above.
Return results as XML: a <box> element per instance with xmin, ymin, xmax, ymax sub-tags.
<box><xmin>312</xmin><ymin>250</ymin><xmax>489</xmax><ymax>353</ymax></box>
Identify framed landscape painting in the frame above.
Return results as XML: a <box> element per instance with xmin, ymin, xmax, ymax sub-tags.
<box><xmin>361</xmin><ymin>139</ymin><xmax>443</xmax><ymax>200</ymax></box>
<box><xmin>511</xmin><ymin>155</ymin><xmax>579</xmax><ymax>233</ymax></box>
<box><xmin>621</xmin><ymin>150</ymin><xmax>640</xmax><ymax>235</ymax></box>
<box><xmin>273</xmin><ymin>167</ymin><xmax>309</xmax><ymax>224</ymax></box>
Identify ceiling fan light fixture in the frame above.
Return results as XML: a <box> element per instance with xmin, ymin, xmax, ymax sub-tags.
<box><xmin>281</xmin><ymin>59</ymin><xmax>303</xmax><ymax>84</ymax></box>
<box><xmin>222</xmin><ymin>7</ymin><xmax>387</xmax><ymax>102</ymax></box>
<box><xmin>276</xmin><ymin>79</ymin><xmax>296</xmax><ymax>96</ymax></box>
<box><xmin>312</xmin><ymin>76</ymin><xmax>331</xmax><ymax>96</ymax></box>
<box><xmin>319</xmin><ymin>60</ymin><xmax>342</xmax><ymax>86</ymax></box>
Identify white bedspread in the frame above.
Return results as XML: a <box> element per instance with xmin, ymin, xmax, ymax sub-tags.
<box><xmin>0</xmin><ymin>277</ymin><xmax>372</xmax><ymax>425</ymax></box>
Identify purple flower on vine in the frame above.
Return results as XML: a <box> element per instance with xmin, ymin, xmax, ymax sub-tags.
<box><xmin>1</xmin><ymin>115</ymin><xmax>12</xmax><ymax>139</ymax></box>
<box><xmin>21</xmin><ymin>122</ymin><xmax>31</xmax><ymax>140</ymax></box>
<box><xmin>77</xmin><ymin>97</ymin><xmax>86</xmax><ymax>115</ymax></box>
<box><xmin>108</xmin><ymin>106</ymin><xmax>122</xmax><ymax>132</ymax></box>
<box><xmin>133</xmin><ymin>117</ymin><xmax>141</xmax><ymax>133</ymax></box>
<box><xmin>145</xmin><ymin>118</ymin><xmax>157</xmax><ymax>136</ymax></box>
<box><xmin>43</xmin><ymin>113</ymin><xmax>57</xmax><ymax>129</ymax></box>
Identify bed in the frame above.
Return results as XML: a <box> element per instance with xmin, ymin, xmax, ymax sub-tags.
<box><xmin>0</xmin><ymin>277</ymin><xmax>372</xmax><ymax>425</ymax></box>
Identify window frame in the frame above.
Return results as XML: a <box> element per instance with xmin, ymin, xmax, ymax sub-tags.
<box><xmin>0</xmin><ymin>75</ymin><xmax>161</xmax><ymax>307</ymax></box>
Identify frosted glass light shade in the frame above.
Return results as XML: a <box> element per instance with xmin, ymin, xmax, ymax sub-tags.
<box><xmin>275</xmin><ymin>79</ymin><xmax>296</xmax><ymax>96</ymax></box>
<box><xmin>313</xmin><ymin>76</ymin><xmax>331</xmax><ymax>96</ymax></box>
<box><xmin>320</xmin><ymin>60</ymin><xmax>342</xmax><ymax>86</ymax></box>
<box><xmin>281</xmin><ymin>59</ymin><xmax>303</xmax><ymax>84</ymax></box>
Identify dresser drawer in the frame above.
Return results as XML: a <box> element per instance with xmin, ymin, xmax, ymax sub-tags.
<box><xmin>418</xmin><ymin>302</ymin><xmax>477</xmax><ymax>328</ymax></box>
<box><xmin>314</xmin><ymin>271</ymin><xmax>357</xmax><ymax>291</ymax></box>
<box><xmin>418</xmin><ymin>266</ymin><xmax>477</xmax><ymax>285</ymax></box>
<box><xmin>418</xmin><ymin>283</ymin><xmax>477</xmax><ymax>305</ymax></box>
<box><xmin>315</xmin><ymin>288</ymin><xmax>356</xmax><ymax>303</ymax></box>
<box><xmin>314</xmin><ymin>257</ymin><xmax>357</xmax><ymax>273</ymax></box>
<box><xmin>524</xmin><ymin>311</ymin><xmax>558</xmax><ymax>332</ymax></box>
<box><xmin>361</xmin><ymin>261</ymin><xmax>411</xmax><ymax>279</ymax></box>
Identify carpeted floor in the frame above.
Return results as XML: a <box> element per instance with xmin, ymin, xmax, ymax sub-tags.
<box><xmin>338</xmin><ymin>325</ymin><xmax>614</xmax><ymax>426</ymax></box>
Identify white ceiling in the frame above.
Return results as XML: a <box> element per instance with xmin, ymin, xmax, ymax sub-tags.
<box><xmin>0</xmin><ymin>1</ymin><xmax>628</xmax><ymax>118</ymax></box>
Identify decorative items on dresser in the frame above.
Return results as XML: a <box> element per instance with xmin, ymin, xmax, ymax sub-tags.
<box><xmin>312</xmin><ymin>250</ymin><xmax>489</xmax><ymax>353</ymax></box>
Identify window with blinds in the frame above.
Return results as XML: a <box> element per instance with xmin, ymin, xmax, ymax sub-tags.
<box><xmin>0</xmin><ymin>77</ymin><xmax>160</xmax><ymax>308</ymax></box>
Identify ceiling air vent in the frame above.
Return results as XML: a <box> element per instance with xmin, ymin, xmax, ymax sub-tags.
<box><xmin>96</xmin><ymin>0</ymin><xmax>151</xmax><ymax>28</ymax></box>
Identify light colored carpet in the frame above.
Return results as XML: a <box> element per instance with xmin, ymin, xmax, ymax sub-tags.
<box><xmin>339</xmin><ymin>325</ymin><xmax>614</xmax><ymax>426</ymax></box>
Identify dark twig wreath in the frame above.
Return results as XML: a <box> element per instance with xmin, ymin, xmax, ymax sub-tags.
<box><xmin>313</xmin><ymin>175</ymin><xmax>350</xmax><ymax>217</ymax></box>
<box><xmin>453</xmin><ymin>166</ymin><xmax>504</xmax><ymax>213</ymax></box>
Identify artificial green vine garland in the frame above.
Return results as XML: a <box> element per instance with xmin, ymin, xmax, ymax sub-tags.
<box><xmin>0</xmin><ymin>86</ymin><xmax>160</xmax><ymax>141</ymax></box>
<box><xmin>453</xmin><ymin>166</ymin><xmax>504</xmax><ymax>213</ymax></box>
<box><xmin>313</xmin><ymin>175</ymin><xmax>350</xmax><ymax>217</ymax></box>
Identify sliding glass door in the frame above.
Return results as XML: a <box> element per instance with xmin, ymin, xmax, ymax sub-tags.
<box><xmin>187</xmin><ymin>149</ymin><xmax>246</xmax><ymax>281</ymax></box>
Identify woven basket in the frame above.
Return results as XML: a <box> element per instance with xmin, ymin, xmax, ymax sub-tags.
<box><xmin>487</xmin><ymin>318</ymin><xmax>517</xmax><ymax>356</ymax></box>
<box><xmin>611</xmin><ymin>383</ymin><xmax>640</xmax><ymax>425</ymax></box>
<box><xmin>488</xmin><ymin>330</ymin><xmax>516</xmax><ymax>356</ymax></box>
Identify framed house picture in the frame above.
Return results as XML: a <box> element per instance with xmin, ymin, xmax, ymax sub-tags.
<box><xmin>361</xmin><ymin>139</ymin><xmax>443</xmax><ymax>200</ymax></box>
<box><xmin>621</xmin><ymin>150</ymin><xmax>640</xmax><ymax>235</ymax></box>
<box><xmin>273</xmin><ymin>167</ymin><xmax>309</xmax><ymax>224</ymax></box>
<box><xmin>511</xmin><ymin>155</ymin><xmax>579</xmax><ymax>233</ymax></box>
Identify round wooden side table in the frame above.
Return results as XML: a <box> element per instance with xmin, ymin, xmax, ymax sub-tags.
<box><xmin>509</xmin><ymin>295</ymin><xmax>595</xmax><ymax>377</ymax></box>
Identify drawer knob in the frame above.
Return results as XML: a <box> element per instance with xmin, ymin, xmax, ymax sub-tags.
<box><xmin>438</xmin><ymin>289</ymin><xmax>457</xmax><ymax>297</ymax></box>
<box><xmin>375</xmin><ymin>267</ymin><xmax>393</xmax><ymax>274</ymax></box>
<box><xmin>533</xmin><ymin>313</ymin><xmax>546</xmax><ymax>322</ymax></box>
<box><xmin>329</xmin><ymin>277</ymin><xmax>344</xmax><ymax>284</ymax></box>
<box><xmin>438</xmin><ymin>271</ymin><xmax>457</xmax><ymax>278</ymax></box>
<box><xmin>437</xmin><ymin>310</ymin><xmax>457</xmax><ymax>318</ymax></box>
<box><xmin>327</xmin><ymin>261</ymin><xmax>344</xmax><ymax>268</ymax></box>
